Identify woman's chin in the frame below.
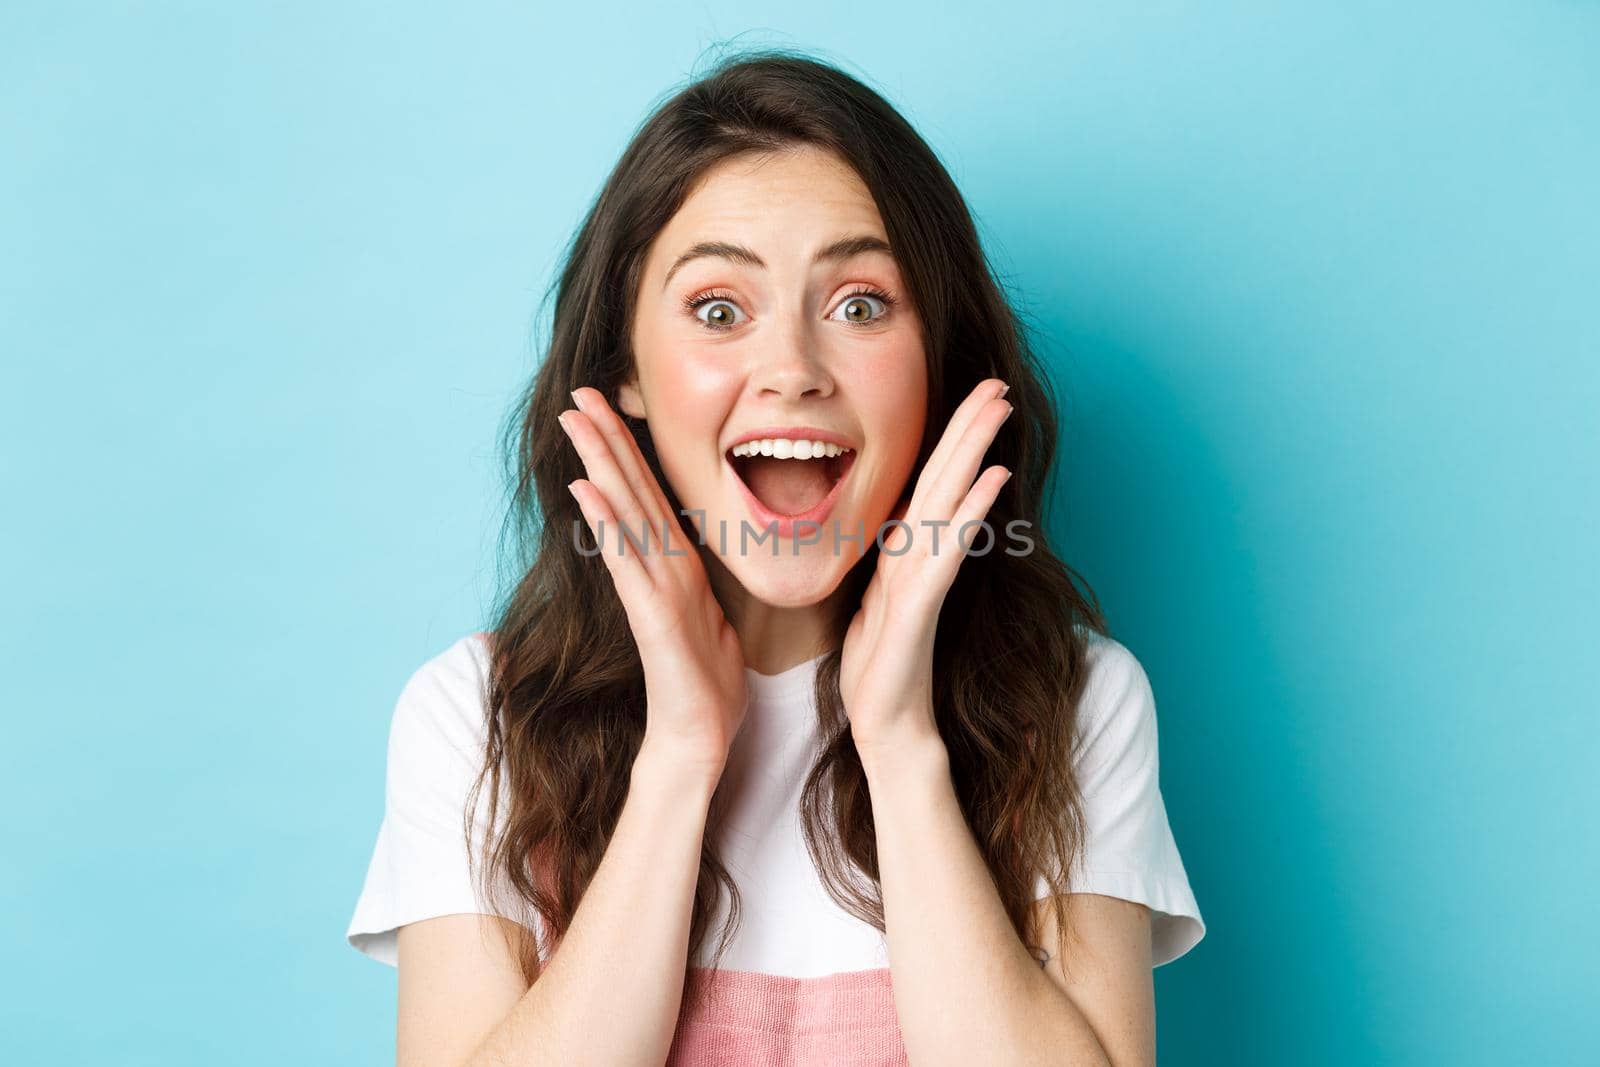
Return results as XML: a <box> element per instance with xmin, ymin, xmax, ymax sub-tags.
<box><xmin>720</xmin><ymin>551</ymin><xmax>851</xmax><ymax>608</ymax></box>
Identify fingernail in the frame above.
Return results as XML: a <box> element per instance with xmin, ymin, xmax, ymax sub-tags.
<box><xmin>567</xmin><ymin>480</ymin><xmax>581</xmax><ymax>499</ymax></box>
<box><xmin>557</xmin><ymin>411</ymin><xmax>571</xmax><ymax>432</ymax></box>
<box><xmin>997</xmin><ymin>382</ymin><xmax>1010</xmax><ymax>398</ymax></box>
<box><xmin>1001</xmin><ymin>468</ymin><xmax>1013</xmax><ymax>484</ymax></box>
<box><xmin>570</xmin><ymin>388</ymin><xmax>586</xmax><ymax>410</ymax></box>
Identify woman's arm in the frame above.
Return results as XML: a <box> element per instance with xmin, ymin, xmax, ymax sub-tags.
<box><xmin>396</xmin><ymin>739</ymin><xmax>722</xmax><ymax>1067</ymax></box>
<box><xmin>859</xmin><ymin>728</ymin><xmax>1153</xmax><ymax>1067</ymax></box>
<box><xmin>393</xmin><ymin>382</ymin><xmax>746</xmax><ymax>1065</ymax></box>
<box><xmin>834</xmin><ymin>379</ymin><xmax>1156</xmax><ymax>1064</ymax></box>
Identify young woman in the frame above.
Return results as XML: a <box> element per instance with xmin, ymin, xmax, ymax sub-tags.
<box><xmin>348</xmin><ymin>49</ymin><xmax>1204</xmax><ymax>1067</ymax></box>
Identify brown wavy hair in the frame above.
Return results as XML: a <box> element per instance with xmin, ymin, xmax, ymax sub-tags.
<box><xmin>468</xmin><ymin>46</ymin><xmax>1110</xmax><ymax>998</ymax></box>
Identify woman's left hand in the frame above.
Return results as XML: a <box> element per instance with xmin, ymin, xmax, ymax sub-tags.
<box><xmin>839</xmin><ymin>377</ymin><xmax>1014</xmax><ymax>759</ymax></box>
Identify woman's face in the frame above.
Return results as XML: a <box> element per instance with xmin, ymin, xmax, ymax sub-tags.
<box><xmin>620</xmin><ymin>145</ymin><xmax>928</xmax><ymax>608</ymax></box>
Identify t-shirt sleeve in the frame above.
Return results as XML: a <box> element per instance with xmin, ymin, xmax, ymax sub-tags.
<box><xmin>346</xmin><ymin>632</ymin><xmax>513</xmax><ymax>967</ymax></box>
<box><xmin>1034</xmin><ymin>634</ymin><xmax>1206</xmax><ymax>967</ymax></box>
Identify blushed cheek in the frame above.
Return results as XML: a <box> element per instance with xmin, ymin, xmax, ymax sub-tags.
<box><xmin>857</xmin><ymin>337</ymin><xmax>928</xmax><ymax>482</ymax></box>
<box><xmin>643</xmin><ymin>350</ymin><xmax>741</xmax><ymax>500</ymax></box>
<box><xmin>666</xmin><ymin>353</ymin><xmax>743</xmax><ymax>411</ymax></box>
<box><xmin>659</xmin><ymin>356</ymin><xmax>743</xmax><ymax>465</ymax></box>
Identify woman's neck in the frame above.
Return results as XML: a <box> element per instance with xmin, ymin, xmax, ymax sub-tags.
<box><xmin>705</xmin><ymin>555</ymin><xmax>849</xmax><ymax>675</ymax></box>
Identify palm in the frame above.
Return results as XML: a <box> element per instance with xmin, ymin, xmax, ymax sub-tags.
<box><xmin>561</xmin><ymin>387</ymin><xmax>748</xmax><ymax>767</ymax></box>
<box><xmin>632</xmin><ymin>552</ymin><xmax>748</xmax><ymax>754</ymax></box>
<box><xmin>839</xmin><ymin>379</ymin><xmax>1014</xmax><ymax>750</ymax></box>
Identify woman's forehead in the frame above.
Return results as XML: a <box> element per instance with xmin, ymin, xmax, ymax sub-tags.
<box><xmin>657</xmin><ymin>149</ymin><xmax>886</xmax><ymax>257</ymax></box>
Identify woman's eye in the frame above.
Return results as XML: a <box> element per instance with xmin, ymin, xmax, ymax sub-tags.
<box><xmin>830</xmin><ymin>292</ymin><xmax>889</xmax><ymax>325</ymax></box>
<box><xmin>691</xmin><ymin>297</ymin><xmax>747</xmax><ymax>329</ymax></box>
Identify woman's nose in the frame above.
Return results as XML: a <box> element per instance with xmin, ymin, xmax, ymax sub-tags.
<box><xmin>750</xmin><ymin>322</ymin><xmax>834</xmax><ymax>401</ymax></box>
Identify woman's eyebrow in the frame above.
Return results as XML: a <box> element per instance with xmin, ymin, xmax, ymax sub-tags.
<box><xmin>661</xmin><ymin>234</ymin><xmax>893</xmax><ymax>290</ymax></box>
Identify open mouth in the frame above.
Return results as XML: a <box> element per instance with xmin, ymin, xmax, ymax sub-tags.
<box><xmin>726</xmin><ymin>438</ymin><xmax>857</xmax><ymax>526</ymax></box>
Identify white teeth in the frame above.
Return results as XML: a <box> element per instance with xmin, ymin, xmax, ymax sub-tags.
<box><xmin>729</xmin><ymin>438</ymin><xmax>853</xmax><ymax>459</ymax></box>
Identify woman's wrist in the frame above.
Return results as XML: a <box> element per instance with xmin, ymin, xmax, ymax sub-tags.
<box><xmin>633</xmin><ymin>733</ymin><xmax>727</xmax><ymax>799</ymax></box>
<box><xmin>854</xmin><ymin>722</ymin><xmax>949</xmax><ymax>783</ymax></box>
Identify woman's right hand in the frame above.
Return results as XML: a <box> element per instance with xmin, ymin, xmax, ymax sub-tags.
<box><xmin>560</xmin><ymin>385</ymin><xmax>748</xmax><ymax>777</ymax></box>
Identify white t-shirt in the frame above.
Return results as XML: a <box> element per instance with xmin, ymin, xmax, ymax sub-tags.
<box><xmin>346</xmin><ymin>630</ymin><xmax>1205</xmax><ymax>978</ymax></box>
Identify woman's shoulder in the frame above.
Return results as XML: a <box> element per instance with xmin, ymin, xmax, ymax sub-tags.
<box><xmin>1074</xmin><ymin>626</ymin><xmax>1154</xmax><ymax>705</ymax></box>
<box><xmin>1070</xmin><ymin>627</ymin><xmax>1161</xmax><ymax>768</ymax></box>
<box><xmin>347</xmin><ymin>631</ymin><xmax>504</xmax><ymax>966</ymax></box>
<box><xmin>402</xmin><ymin>630</ymin><xmax>493</xmax><ymax>690</ymax></box>
<box><xmin>386</xmin><ymin>631</ymin><xmax>496</xmax><ymax>761</ymax></box>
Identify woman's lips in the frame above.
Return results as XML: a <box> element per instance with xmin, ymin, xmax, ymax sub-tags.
<box><xmin>727</xmin><ymin>450</ymin><xmax>857</xmax><ymax>542</ymax></box>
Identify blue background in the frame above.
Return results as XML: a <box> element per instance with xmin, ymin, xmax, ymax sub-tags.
<box><xmin>4</xmin><ymin>3</ymin><xmax>1595</xmax><ymax>1064</ymax></box>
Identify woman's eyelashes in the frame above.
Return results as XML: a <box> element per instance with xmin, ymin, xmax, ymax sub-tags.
<box><xmin>829</xmin><ymin>287</ymin><xmax>896</xmax><ymax>326</ymax></box>
<box><xmin>682</xmin><ymin>288</ymin><xmax>747</xmax><ymax>330</ymax></box>
<box><xmin>681</xmin><ymin>285</ymin><xmax>897</xmax><ymax>333</ymax></box>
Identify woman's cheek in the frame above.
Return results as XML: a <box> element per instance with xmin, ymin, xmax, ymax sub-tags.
<box><xmin>646</xmin><ymin>362</ymin><xmax>734</xmax><ymax>454</ymax></box>
<box><xmin>873</xmin><ymin>338</ymin><xmax>929</xmax><ymax>467</ymax></box>
<box><xmin>669</xmin><ymin>354</ymin><xmax>748</xmax><ymax>424</ymax></box>
<box><xmin>648</xmin><ymin>363</ymin><xmax>739</xmax><ymax>509</ymax></box>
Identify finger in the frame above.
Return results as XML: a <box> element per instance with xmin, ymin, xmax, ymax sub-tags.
<box><xmin>570</xmin><ymin>387</ymin><xmax>673</xmax><ymax>531</ymax></box>
<box><xmin>880</xmin><ymin>493</ymin><xmax>913</xmax><ymax>554</ymax></box>
<box><xmin>568</xmin><ymin>477</ymin><xmax>655</xmax><ymax>604</ymax></box>
<box><xmin>921</xmin><ymin>396</ymin><xmax>1013</xmax><ymax>522</ymax></box>
<box><xmin>937</xmin><ymin>464</ymin><xmax>1011</xmax><ymax>576</ymax></box>
<box><xmin>916</xmin><ymin>378</ymin><xmax>1008</xmax><ymax>503</ymax></box>
<box><xmin>559</xmin><ymin>409</ymin><xmax>663</xmax><ymax>567</ymax></box>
